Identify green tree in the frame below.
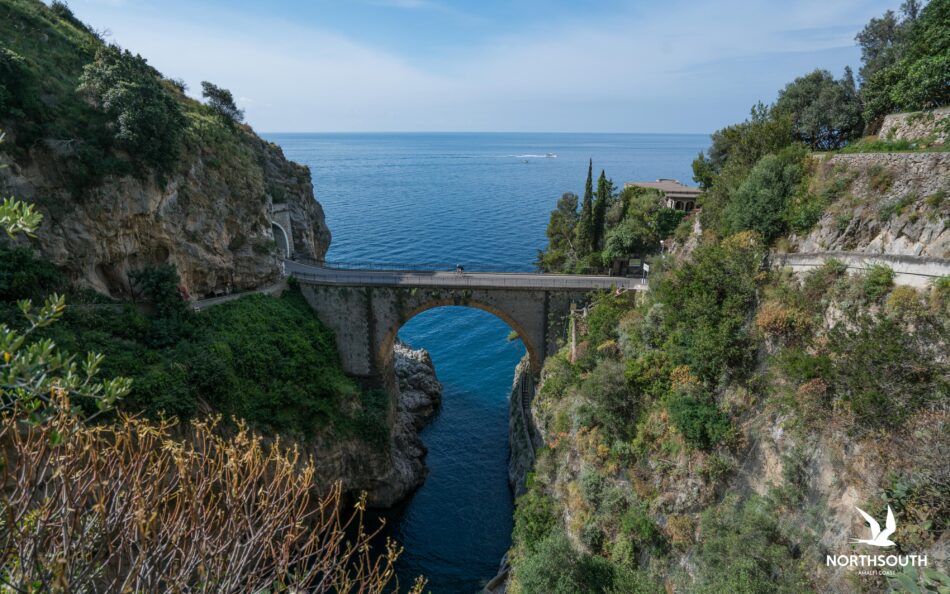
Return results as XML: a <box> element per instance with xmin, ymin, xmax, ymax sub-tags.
<box><xmin>774</xmin><ymin>69</ymin><xmax>864</xmax><ymax>150</ymax></box>
<box><xmin>201</xmin><ymin>81</ymin><xmax>245</xmax><ymax>124</ymax></box>
<box><xmin>856</xmin><ymin>9</ymin><xmax>905</xmax><ymax>84</ymax></box>
<box><xmin>859</xmin><ymin>0</ymin><xmax>950</xmax><ymax>127</ymax></box>
<box><xmin>576</xmin><ymin>159</ymin><xmax>595</xmax><ymax>255</ymax></box>
<box><xmin>723</xmin><ymin>145</ymin><xmax>808</xmax><ymax>243</ymax></box>
<box><xmin>592</xmin><ymin>170</ymin><xmax>613</xmax><ymax>250</ymax></box>
<box><xmin>602</xmin><ymin>187</ymin><xmax>681</xmax><ymax>266</ymax></box>
<box><xmin>78</xmin><ymin>45</ymin><xmax>186</xmax><ymax>176</ymax></box>
<box><xmin>690</xmin><ymin>105</ymin><xmax>796</xmax><ymax>234</ymax></box>
<box><xmin>538</xmin><ymin>192</ymin><xmax>580</xmax><ymax>271</ymax></box>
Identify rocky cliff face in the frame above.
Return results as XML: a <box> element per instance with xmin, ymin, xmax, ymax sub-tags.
<box><xmin>508</xmin><ymin>354</ymin><xmax>540</xmax><ymax>496</ymax></box>
<box><xmin>0</xmin><ymin>130</ymin><xmax>329</xmax><ymax>299</ymax></box>
<box><xmin>311</xmin><ymin>343</ymin><xmax>442</xmax><ymax>507</ymax></box>
<box><xmin>790</xmin><ymin>151</ymin><xmax>950</xmax><ymax>258</ymax></box>
<box><xmin>789</xmin><ymin>109</ymin><xmax>950</xmax><ymax>260</ymax></box>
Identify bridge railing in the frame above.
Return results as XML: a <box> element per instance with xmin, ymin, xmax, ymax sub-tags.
<box><xmin>296</xmin><ymin>257</ymin><xmax>535</xmax><ymax>274</ymax></box>
<box><xmin>287</xmin><ymin>267</ymin><xmax>646</xmax><ymax>291</ymax></box>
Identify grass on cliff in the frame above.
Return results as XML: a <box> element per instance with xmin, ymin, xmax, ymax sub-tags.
<box><xmin>0</xmin><ymin>244</ymin><xmax>389</xmax><ymax>446</ymax></box>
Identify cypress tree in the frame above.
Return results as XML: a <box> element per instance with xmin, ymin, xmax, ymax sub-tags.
<box><xmin>576</xmin><ymin>159</ymin><xmax>595</xmax><ymax>254</ymax></box>
<box><xmin>592</xmin><ymin>169</ymin><xmax>611</xmax><ymax>250</ymax></box>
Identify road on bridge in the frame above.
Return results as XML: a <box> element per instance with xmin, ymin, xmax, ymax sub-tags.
<box><xmin>284</xmin><ymin>261</ymin><xmax>648</xmax><ymax>291</ymax></box>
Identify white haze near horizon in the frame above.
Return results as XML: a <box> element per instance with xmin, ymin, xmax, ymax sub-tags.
<box><xmin>62</xmin><ymin>0</ymin><xmax>895</xmax><ymax>134</ymax></box>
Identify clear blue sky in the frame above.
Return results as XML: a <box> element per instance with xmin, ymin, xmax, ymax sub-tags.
<box><xmin>61</xmin><ymin>0</ymin><xmax>896</xmax><ymax>133</ymax></box>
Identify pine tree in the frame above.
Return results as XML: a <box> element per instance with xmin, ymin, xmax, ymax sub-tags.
<box><xmin>592</xmin><ymin>169</ymin><xmax>612</xmax><ymax>250</ymax></box>
<box><xmin>576</xmin><ymin>159</ymin><xmax>595</xmax><ymax>254</ymax></box>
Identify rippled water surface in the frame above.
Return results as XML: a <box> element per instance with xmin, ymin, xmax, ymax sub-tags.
<box><xmin>266</xmin><ymin>133</ymin><xmax>708</xmax><ymax>593</ymax></box>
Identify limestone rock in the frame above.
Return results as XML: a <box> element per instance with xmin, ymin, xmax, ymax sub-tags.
<box><xmin>790</xmin><ymin>152</ymin><xmax>950</xmax><ymax>259</ymax></box>
<box><xmin>306</xmin><ymin>343</ymin><xmax>442</xmax><ymax>508</ymax></box>
<box><xmin>878</xmin><ymin>107</ymin><xmax>950</xmax><ymax>145</ymax></box>
<box><xmin>0</xmin><ymin>130</ymin><xmax>329</xmax><ymax>298</ymax></box>
<box><xmin>369</xmin><ymin>343</ymin><xmax>443</xmax><ymax>507</ymax></box>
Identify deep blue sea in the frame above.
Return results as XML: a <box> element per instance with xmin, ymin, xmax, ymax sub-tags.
<box><xmin>265</xmin><ymin>133</ymin><xmax>708</xmax><ymax>593</ymax></box>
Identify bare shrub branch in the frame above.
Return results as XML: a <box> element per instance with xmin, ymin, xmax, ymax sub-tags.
<box><xmin>0</xmin><ymin>397</ymin><xmax>423</xmax><ymax>593</ymax></box>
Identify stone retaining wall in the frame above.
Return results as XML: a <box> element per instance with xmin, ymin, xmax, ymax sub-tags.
<box><xmin>878</xmin><ymin>107</ymin><xmax>950</xmax><ymax>143</ymax></box>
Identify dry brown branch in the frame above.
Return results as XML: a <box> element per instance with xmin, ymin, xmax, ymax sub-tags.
<box><xmin>0</xmin><ymin>397</ymin><xmax>424</xmax><ymax>593</ymax></box>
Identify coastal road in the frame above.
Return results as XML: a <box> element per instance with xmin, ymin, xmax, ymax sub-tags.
<box><xmin>284</xmin><ymin>260</ymin><xmax>649</xmax><ymax>291</ymax></box>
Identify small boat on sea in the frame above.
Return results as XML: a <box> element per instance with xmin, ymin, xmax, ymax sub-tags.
<box><xmin>545</xmin><ymin>153</ymin><xmax>558</xmax><ymax>158</ymax></box>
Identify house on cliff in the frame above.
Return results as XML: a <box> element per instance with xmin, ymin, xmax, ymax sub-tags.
<box><xmin>624</xmin><ymin>178</ymin><xmax>701</xmax><ymax>212</ymax></box>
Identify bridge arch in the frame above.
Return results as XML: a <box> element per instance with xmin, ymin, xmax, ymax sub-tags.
<box><xmin>271</xmin><ymin>222</ymin><xmax>291</xmax><ymax>259</ymax></box>
<box><xmin>376</xmin><ymin>297</ymin><xmax>541</xmax><ymax>378</ymax></box>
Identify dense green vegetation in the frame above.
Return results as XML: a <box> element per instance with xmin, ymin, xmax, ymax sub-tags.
<box><xmin>515</xmin><ymin>2</ymin><xmax>949</xmax><ymax>591</ymax></box>
<box><xmin>0</xmin><ymin>0</ymin><xmax>259</xmax><ymax>196</ymax></box>
<box><xmin>858</xmin><ymin>0</ymin><xmax>950</xmax><ymax>126</ymax></box>
<box><xmin>0</xmin><ymin>242</ymin><xmax>388</xmax><ymax>445</ymax></box>
<box><xmin>515</xmin><ymin>233</ymin><xmax>950</xmax><ymax>593</ymax></box>
<box><xmin>536</xmin><ymin>166</ymin><xmax>684</xmax><ymax>274</ymax></box>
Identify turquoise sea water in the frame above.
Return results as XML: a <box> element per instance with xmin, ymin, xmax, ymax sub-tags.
<box><xmin>266</xmin><ymin>132</ymin><xmax>708</xmax><ymax>593</ymax></box>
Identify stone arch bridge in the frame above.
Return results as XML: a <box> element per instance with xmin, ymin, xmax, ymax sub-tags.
<box><xmin>285</xmin><ymin>261</ymin><xmax>647</xmax><ymax>390</ymax></box>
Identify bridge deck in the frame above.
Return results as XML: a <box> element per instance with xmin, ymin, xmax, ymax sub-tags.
<box><xmin>285</xmin><ymin>261</ymin><xmax>648</xmax><ymax>291</ymax></box>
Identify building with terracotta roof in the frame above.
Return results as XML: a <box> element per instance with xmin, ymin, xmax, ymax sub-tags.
<box><xmin>624</xmin><ymin>178</ymin><xmax>701</xmax><ymax>212</ymax></box>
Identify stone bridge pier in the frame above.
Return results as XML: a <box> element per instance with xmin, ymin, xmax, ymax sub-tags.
<box><xmin>297</xmin><ymin>283</ymin><xmax>587</xmax><ymax>388</ymax></box>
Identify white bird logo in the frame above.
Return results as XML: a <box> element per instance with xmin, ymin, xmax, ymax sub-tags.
<box><xmin>851</xmin><ymin>506</ymin><xmax>897</xmax><ymax>548</ymax></box>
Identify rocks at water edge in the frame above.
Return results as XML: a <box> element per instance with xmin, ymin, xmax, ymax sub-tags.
<box><xmin>367</xmin><ymin>342</ymin><xmax>444</xmax><ymax>506</ymax></box>
<box><xmin>394</xmin><ymin>342</ymin><xmax>444</xmax><ymax>429</ymax></box>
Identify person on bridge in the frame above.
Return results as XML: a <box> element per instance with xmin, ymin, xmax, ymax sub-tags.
<box><xmin>455</xmin><ymin>264</ymin><xmax>465</xmax><ymax>275</ymax></box>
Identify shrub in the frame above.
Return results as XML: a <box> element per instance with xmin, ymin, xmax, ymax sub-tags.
<box><xmin>584</xmin><ymin>292</ymin><xmax>633</xmax><ymax>350</ymax></box>
<box><xmin>862</xmin><ymin>264</ymin><xmax>894</xmax><ymax>302</ymax></box>
<box><xmin>0</xmin><ymin>243</ymin><xmax>67</xmax><ymax>301</ymax></box>
<box><xmin>801</xmin><ymin>258</ymin><xmax>848</xmax><ymax>305</ymax></box>
<box><xmin>513</xmin><ymin>532</ymin><xmax>615</xmax><ymax>594</ymax></box>
<box><xmin>78</xmin><ymin>45</ymin><xmax>186</xmax><ymax>175</ymax></box>
<box><xmin>583</xmin><ymin>359</ymin><xmax>639</xmax><ymax>440</ymax></box>
<box><xmin>129</xmin><ymin>263</ymin><xmax>187</xmax><ymax>315</ymax></box>
<box><xmin>608</xmin><ymin>569</ymin><xmax>665</xmax><ymax>594</ymax></box>
<box><xmin>794</xmin><ymin>378</ymin><xmax>831</xmax><ymax>420</ymax></box>
<box><xmin>665</xmin><ymin>514</ymin><xmax>695</xmax><ymax>550</ymax></box>
<box><xmin>0</xmin><ymin>408</ymin><xmax>408</xmax><ymax>593</ymax></box>
<box><xmin>581</xmin><ymin>521</ymin><xmax>605</xmax><ymax>552</ymax></box>
<box><xmin>512</xmin><ymin>489</ymin><xmax>558</xmax><ymax>552</ymax></box>
<box><xmin>665</xmin><ymin>393</ymin><xmax>731</xmax><ymax>450</ymax></box>
<box><xmin>775</xmin><ymin>347</ymin><xmax>833</xmax><ymax>384</ymax></box>
<box><xmin>755</xmin><ymin>301</ymin><xmax>811</xmax><ymax>340</ymax></box>
<box><xmin>886</xmin><ymin>285</ymin><xmax>924</xmax><ymax>317</ymax></box>
<box><xmin>828</xmin><ymin>314</ymin><xmax>946</xmax><ymax>430</ymax></box>
<box><xmin>580</xmin><ymin>467</ymin><xmax>607</xmax><ymax>507</ymax></box>
<box><xmin>925</xmin><ymin>189</ymin><xmax>947</xmax><ymax>209</ymax></box>
<box><xmin>694</xmin><ymin>496</ymin><xmax>813</xmax><ymax>594</ymax></box>
<box><xmin>618</xmin><ymin>504</ymin><xmax>666</xmax><ymax>556</ymax></box>
<box><xmin>652</xmin><ymin>232</ymin><xmax>766</xmax><ymax>383</ymax></box>
<box><xmin>867</xmin><ymin>164</ymin><xmax>893</xmax><ymax>193</ymax></box>
<box><xmin>723</xmin><ymin>147</ymin><xmax>807</xmax><ymax>243</ymax></box>
<box><xmin>0</xmin><ymin>49</ymin><xmax>29</xmax><ymax>118</ymax></box>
